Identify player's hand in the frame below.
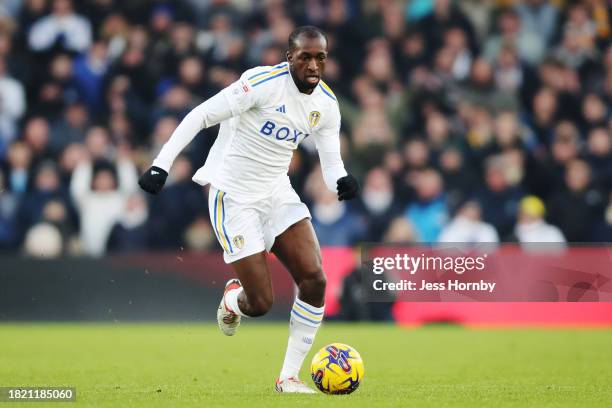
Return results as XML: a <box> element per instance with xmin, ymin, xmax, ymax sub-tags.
<box><xmin>138</xmin><ymin>166</ymin><xmax>168</xmax><ymax>195</ymax></box>
<box><xmin>337</xmin><ymin>174</ymin><xmax>360</xmax><ymax>201</ymax></box>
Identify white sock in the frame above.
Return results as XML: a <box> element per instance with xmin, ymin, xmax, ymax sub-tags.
<box><xmin>224</xmin><ymin>287</ymin><xmax>247</xmax><ymax>317</ymax></box>
<box><xmin>279</xmin><ymin>298</ymin><xmax>324</xmax><ymax>380</ymax></box>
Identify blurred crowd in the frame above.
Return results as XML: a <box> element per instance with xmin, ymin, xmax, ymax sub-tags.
<box><xmin>0</xmin><ymin>0</ymin><xmax>611</xmax><ymax>258</ymax></box>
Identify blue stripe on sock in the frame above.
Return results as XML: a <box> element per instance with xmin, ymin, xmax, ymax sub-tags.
<box><xmin>291</xmin><ymin>309</ymin><xmax>321</xmax><ymax>326</ymax></box>
<box><xmin>294</xmin><ymin>299</ymin><xmax>324</xmax><ymax>315</ymax></box>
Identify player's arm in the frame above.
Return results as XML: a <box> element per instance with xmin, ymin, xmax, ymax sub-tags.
<box><xmin>139</xmin><ymin>75</ymin><xmax>261</xmax><ymax>194</ymax></box>
<box><xmin>313</xmin><ymin>107</ymin><xmax>360</xmax><ymax>201</ymax></box>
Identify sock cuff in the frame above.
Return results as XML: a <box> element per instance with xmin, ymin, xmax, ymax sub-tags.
<box><xmin>291</xmin><ymin>298</ymin><xmax>324</xmax><ymax>327</ymax></box>
<box><xmin>225</xmin><ymin>287</ymin><xmax>246</xmax><ymax>317</ymax></box>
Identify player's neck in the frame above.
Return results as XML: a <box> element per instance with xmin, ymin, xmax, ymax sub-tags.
<box><xmin>290</xmin><ymin>71</ymin><xmax>315</xmax><ymax>95</ymax></box>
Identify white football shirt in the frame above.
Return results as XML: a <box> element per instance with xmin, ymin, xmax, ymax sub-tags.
<box><xmin>153</xmin><ymin>62</ymin><xmax>347</xmax><ymax>202</ymax></box>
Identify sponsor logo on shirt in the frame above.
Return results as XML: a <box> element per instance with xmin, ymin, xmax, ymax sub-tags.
<box><xmin>259</xmin><ymin>120</ymin><xmax>310</xmax><ymax>143</ymax></box>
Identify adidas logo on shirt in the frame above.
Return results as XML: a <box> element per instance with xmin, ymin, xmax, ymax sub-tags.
<box><xmin>276</xmin><ymin>105</ymin><xmax>286</xmax><ymax>114</ymax></box>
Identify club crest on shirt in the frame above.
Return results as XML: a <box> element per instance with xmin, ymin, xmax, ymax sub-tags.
<box><xmin>233</xmin><ymin>235</ymin><xmax>245</xmax><ymax>249</ymax></box>
<box><xmin>308</xmin><ymin>111</ymin><xmax>321</xmax><ymax>127</ymax></box>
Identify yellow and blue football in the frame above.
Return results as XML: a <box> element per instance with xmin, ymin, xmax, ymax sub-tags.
<box><xmin>310</xmin><ymin>343</ymin><xmax>364</xmax><ymax>394</ymax></box>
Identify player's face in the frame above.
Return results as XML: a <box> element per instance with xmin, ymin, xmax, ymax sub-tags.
<box><xmin>287</xmin><ymin>35</ymin><xmax>327</xmax><ymax>93</ymax></box>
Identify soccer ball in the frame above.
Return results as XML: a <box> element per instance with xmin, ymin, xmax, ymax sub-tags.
<box><xmin>310</xmin><ymin>343</ymin><xmax>364</xmax><ymax>394</ymax></box>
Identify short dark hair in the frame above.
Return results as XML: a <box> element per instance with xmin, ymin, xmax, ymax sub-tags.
<box><xmin>288</xmin><ymin>26</ymin><xmax>327</xmax><ymax>51</ymax></box>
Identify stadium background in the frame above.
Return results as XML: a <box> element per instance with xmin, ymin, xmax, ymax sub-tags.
<box><xmin>1</xmin><ymin>0</ymin><xmax>611</xmax><ymax>322</ymax></box>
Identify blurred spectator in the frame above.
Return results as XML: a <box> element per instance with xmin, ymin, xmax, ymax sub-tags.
<box><xmin>147</xmin><ymin>154</ymin><xmax>207</xmax><ymax>249</ymax></box>
<box><xmin>22</xmin><ymin>116</ymin><xmax>51</xmax><ymax>162</ymax></box>
<box><xmin>0</xmin><ymin>0</ymin><xmax>21</xmax><ymax>18</ymax></box>
<box><xmin>586</xmin><ymin>127</ymin><xmax>612</xmax><ymax>190</ymax></box>
<box><xmin>0</xmin><ymin>167</ymin><xmax>17</xmax><ymax>248</ymax></box>
<box><xmin>16</xmin><ymin>161</ymin><xmax>71</xmax><ymax>240</ymax></box>
<box><xmin>591</xmin><ymin>192</ymin><xmax>612</xmax><ymax>241</ymax></box>
<box><xmin>477</xmin><ymin>155</ymin><xmax>524</xmax><ymax>239</ymax></box>
<box><xmin>356</xmin><ymin>167</ymin><xmax>402</xmax><ymax>242</ymax></box>
<box><xmin>438</xmin><ymin>147</ymin><xmax>477</xmax><ymax>211</ymax></box>
<box><xmin>403</xmin><ymin>138</ymin><xmax>430</xmax><ymax>173</ymax></box>
<box><xmin>40</xmin><ymin>198</ymin><xmax>74</xmax><ymax>248</ymax></box>
<box><xmin>514</xmin><ymin>195</ymin><xmax>566</xmax><ymax>245</ymax></box>
<box><xmin>548</xmin><ymin>159</ymin><xmax>604</xmax><ymax>242</ymax></box>
<box><xmin>175</xmin><ymin>56</ymin><xmax>211</xmax><ymax>99</ymax></box>
<box><xmin>84</xmin><ymin>125</ymin><xmax>112</xmax><ymax>159</ymax></box>
<box><xmin>6</xmin><ymin>141</ymin><xmax>32</xmax><ymax>195</ymax></box>
<box><xmin>398</xmin><ymin>28</ymin><xmax>428</xmax><ymax>81</ymax></box>
<box><xmin>0</xmin><ymin>57</ymin><xmax>26</xmax><ymax>152</ymax></box>
<box><xmin>581</xmin><ymin>93</ymin><xmax>608</xmax><ymax>132</ymax></box>
<box><xmin>161</xmin><ymin>22</ymin><xmax>198</xmax><ymax>77</ymax></box>
<box><xmin>339</xmin><ymin>263</ymin><xmax>394</xmax><ymax>321</ymax></box>
<box><xmin>553</xmin><ymin>3</ymin><xmax>597</xmax><ymax>69</ymax></box>
<box><xmin>23</xmin><ymin>222</ymin><xmax>63</xmax><ymax>258</ymax></box>
<box><xmin>383</xmin><ymin>217</ymin><xmax>417</xmax><ymax>243</ymax></box>
<box><xmin>459</xmin><ymin>58</ymin><xmax>517</xmax><ymax>112</ymax></box>
<box><xmin>49</xmin><ymin>102</ymin><xmax>89</xmax><ymax>154</ymax></box>
<box><xmin>417</xmin><ymin>0</ymin><xmax>477</xmax><ymax>54</ymax></box>
<box><xmin>306</xmin><ymin>167</ymin><xmax>365</xmax><ymax>246</ymax></box>
<box><xmin>72</xmin><ymin>40</ymin><xmax>109</xmax><ymax>112</ymax></box>
<box><xmin>106</xmin><ymin>192</ymin><xmax>149</xmax><ymax>253</ymax></box>
<box><xmin>483</xmin><ymin>7</ymin><xmax>545</xmax><ymax>66</ymax></box>
<box><xmin>424</xmin><ymin>111</ymin><xmax>451</xmax><ymax>158</ymax></box>
<box><xmin>28</xmin><ymin>0</ymin><xmax>92</xmax><ymax>54</ymax></box>
<box><xmin>58</xmin><ymin>142</ymin><xmax>86</xmax><ymax>184</ymax></box>
<box><xmin>70</xmin><ymin>155</ymin><xmax>137</xmax><ymax>256</ymax></box>
<box><xmin>17</xmin><ymin>0</ymin><xmax>47</xmax><ymax>36</ymax></box>
<box><xmin>523</xmin><ymin>87</ymin><xmax>558</xmax><ymax>147</ymax></box>
<box><xmin>533</xmin><ymin>121</ymin><xmax>582</xmax><ymax>197</ymax></box>
<box><xmin>494</xmin><ymin>43</ymin><xmax>540</xmax><ymax>109</ymax></box>
<box><xmin>194</xmin><ymin>12</ymin><xmax>246</xmax><ymax>69</ymax></box>
<box><xmin>443</xmin><ymin>26</ymin><xmax>473</xmax><ymax>81</ymax></box>
<box><xmin>351</xmin><ymin>96</ymin><xmax>396</xmax><ymax>151</ymax></box>
<box><xmin>438</xmin><ymin>201</ymin><xmax>499</xmax><ymax>243</ymax></box>
<box><xmin>404</xmin><ymin>168</ymin><xmax>448</xmax><ymax>242</ymax></box>
<box><xmin>183</xmin><ymin>216</ymin><xmax>215</xmax><ymax>251</ymax></box>
<box><xmin>515</xmin><ymin>0</ymin><xmax>559</xmax><ymax>46</ymax></box>
<box><xmin>107</xmin><ymin>45</ymin><xmax>156</xmax><ymax>105</ymax></box>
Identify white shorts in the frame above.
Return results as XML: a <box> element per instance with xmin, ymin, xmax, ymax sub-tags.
<box><xmin>208</xmin><ymin>181</ymin><xmax>311</xmax><ymax>263</ymax></box>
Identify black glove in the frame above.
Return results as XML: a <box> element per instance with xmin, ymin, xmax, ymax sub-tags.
<box><xmin>337</xmin><ymin>174</ymin><xmax>360</xmax><ymax>201</ymax></box>
<box><xmin>138</xmin><ymin>166</ymin><xmax>168</xmax><ymax>194</ymax></box>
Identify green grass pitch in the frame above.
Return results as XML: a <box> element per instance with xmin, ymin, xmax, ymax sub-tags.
<box><xmin>1</xmin><ymin>323</ymin><xmax>611</xmax><ymax>407</ymax></box>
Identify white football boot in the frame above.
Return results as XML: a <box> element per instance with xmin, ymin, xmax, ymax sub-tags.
<box><xmin>274</xmin><ymin>377</ymin><xmax>317</xmax><ymax>394</ymax></box>
<box><xmin>217</xmin><ymin>279</ymin><xmax>242</xmax><ymax>336</ymax></box>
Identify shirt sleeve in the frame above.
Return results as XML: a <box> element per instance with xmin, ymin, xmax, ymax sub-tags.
<box><xmin>152</xmin><ymin>72</ymin><xmax>266</xmax><ymax>172</ymax></box>
<box><xmin>313</xmin><ymin>104</ymin><xmax>347</xmax><ymax>192</ymax></box>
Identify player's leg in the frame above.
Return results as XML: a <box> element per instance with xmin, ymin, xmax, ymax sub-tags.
<box><xmin>225</xmin><ymin>251</ymin><xmax>274</xmax><ymax>317</ymax></box>
<box><xmin>271</xmin><ymin>218</ymin><xmax>325</xmax><ymax>392</ymax></box>
<box><xmin>208</xmin><ymin>186</ymin><xmax>274</xmax><ymax>335</ymax></box>
<box><xmin>218</xmin><ymin>250</ymin><xmax>274</xmax><ymax>335</ymax></box>
<box><xmin>272</xmin><ymin>219</ymin><xmax>325</xmax><ymax>307</ymax></box>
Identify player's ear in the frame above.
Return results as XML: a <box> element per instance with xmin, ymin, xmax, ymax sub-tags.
<box><xmin>286</xmin><ymin>50</ymin><xmax>292</xmax><ymax>64</ymax></box>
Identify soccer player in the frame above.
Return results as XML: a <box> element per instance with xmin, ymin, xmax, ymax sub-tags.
<box><xmin>138</xmin><ymin>26</ymin><xmax>359</xmax><ymax>393</ymax></box>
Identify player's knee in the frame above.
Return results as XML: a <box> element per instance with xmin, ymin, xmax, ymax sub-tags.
<box><xmin>248</xmin><ymin>294</ymin><xmax>273</xmax><ymax>317</ymax></box>
<box><xmin>298</xmin><ymin>269</ymin><xmax>326</xmax><ymax>301</ymax></box>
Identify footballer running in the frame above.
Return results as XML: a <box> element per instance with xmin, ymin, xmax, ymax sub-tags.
<box><xmin>138</xmin><ymin>26</ymin><xmax>359</xmax><ymax>393</ymax></box>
